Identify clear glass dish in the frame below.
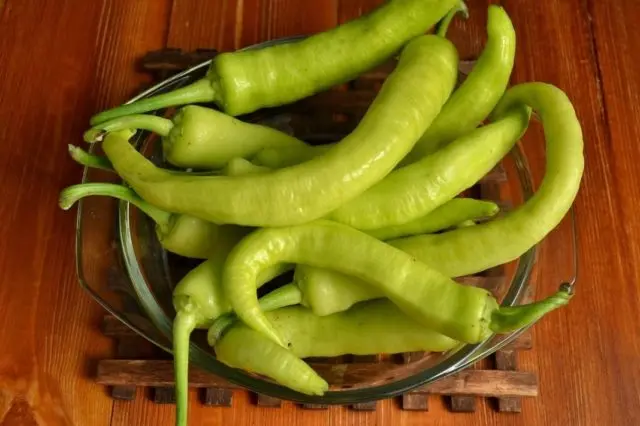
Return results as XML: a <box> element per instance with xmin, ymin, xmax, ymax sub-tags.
<box><xmin>74</xmin><ymin>37</ymin><xmax>578</xmax><ymax>404</ymax></box>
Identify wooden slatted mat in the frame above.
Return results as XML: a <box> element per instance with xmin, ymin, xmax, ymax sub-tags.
<box><xmin>93</xmin><ymin>47</ymin><xmax>540</xmax><ymax>413</ymax></box>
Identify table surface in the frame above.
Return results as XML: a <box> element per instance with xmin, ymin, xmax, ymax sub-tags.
<box><xmin>1</xmin><ymin>0</ymin><xmax>640</xmax><ymax>425</ymax></box>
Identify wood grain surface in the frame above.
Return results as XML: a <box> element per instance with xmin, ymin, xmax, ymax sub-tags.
<box><xmin>1</xmin><ymin>0</ymin><xmax>639</xmax><ymax>425</ymax></box>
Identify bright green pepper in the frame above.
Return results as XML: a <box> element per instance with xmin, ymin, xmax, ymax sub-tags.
<box><xmin>325</xmin><ymin>104</ymin><xmax>530</xmax><ymax>230</ymax></box>
<box><xmin>366</xmin><ymin>197</ymin><xmax>499</xmax><ymax>240</ymax></box>
<box><xmin>97</xmin><ymin>35</ymin><xmax>458</xmax><ymax>227</ymax></box>
<box><xmin>402</xmin><ymin>4</ymin><xmax>517</xmax><ymax>164</ymax></box>
<box><xmin>59</xmin><ymin>183</ymin><xmax>222</xmax><ymax>259</ymax></box>
<box><xmin>222</xmin><ymin>220</ymin><xmax>572</xmax><ymax>347</ymax></box>
<box><xmin>89</xmin><ymin>0</ymin><xmax>458</xmax><ymax>124</ymax></box>
<box><xmin>84</xmin><ymin>106</ymin><xmax>307</xmax><ymax>169</ymax></box>
<box><xmin>252</xmin><ymin>145</ymin><xmax>332</xmax><ymax>169</ymax></box>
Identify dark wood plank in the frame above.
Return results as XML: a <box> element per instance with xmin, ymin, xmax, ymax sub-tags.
<box><xmin>494</xmin><ymin>350</ymin><xmax>521</xmax><ymax>413</ymax></box>
<box><xmin>255</xmin><ymin>394</ymin><xmax>281</xmax><ymax>407</ymax></box>
<box><xmin>203</xmin><ymin>388</ymin><xmax>233</xmax><ymax>407</ymax></box>
<box><xmin>152</xmin><ymin>387</ymin><xmax>176</xmax><ymax>405</ymax></box>
<box><xmin>96</xmin><ymin>360</ymin><xmax>538</xmax><ymax>397</ymax></box>
<box><xmin>401</xmin><ymin>352</ymin><xmax>429</xmax><ymax>411</ymax></box>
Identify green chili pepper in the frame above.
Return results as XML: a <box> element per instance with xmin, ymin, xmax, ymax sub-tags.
<box><xmin>218</xmin><ymin>299</ymin><xmax>459</xmax><ymax>356</ymax></box>
<box><xmin>214</xmin><ymin>326</ymin><xmax>329</xmax><ymax>396</ymax></box>
<box><xmin>212</xmin><ymin>297</ymin><xmax>459</xmax><ymax>396</ymax></box>
<box><xmin>97</xmin><ymin>35</ymin><xmax>459</xmax><ymax>227</ymax></box>
<box><xmin>296</xmin><ymin>266</ymin><xmax>384</xmax><ymax>317</ymax></box>
<box><xmin>208</xmin><ymin>283</ymin><xmax>303</xmax><ymax>345</ymax></box>
<box><xmin>223</xmin><ymin>220</ymin><xmax>572</xmax><ymax>347</ymax></box>
<box><xmin>84</xmin><ymin>106</ymin><xmax>307</xmax><ymax>169</ymax></box>
<box><xmin>252</xmin><ymin>144</ymin><xmax>332</xmax><ymax>168</ymax></box>
<box><xmin>59</xmin><ymin>183</ymin><xmax>223</xmax><ymax>259</ymax></box>
<box><xmin>392</xmin><ymin>82</ymin><xmax>585</xmax><ymax>277</ymax></box>
<box><xmin>367</xmin><ymin>197</ymin><xmax>499</xmax><ymax>240</ymax></box>
<box><xmin>89</xmin><ymin>0</ymin><xmax>458</xmax><ymax>124</ymax></box>
<box><xmin>172</xmin><ymin>239</ymin><xmax>290</xmax><ymax>426</ymax></box>
<box><xmin>326</xmin><ymin>104</ymin><xmax>531</xmax><ymax>230</ymax></box>
<box><xmin>402</xmin><ymin>4</ymin><xmax>517</xmax><ymax>164</ymax></box>
<box><xmin>223</xmin><ymin>157</ymin><xmax>271</xmax><ymax>176</ymax></box>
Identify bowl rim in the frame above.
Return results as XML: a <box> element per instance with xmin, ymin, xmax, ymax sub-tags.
<box><xmin>76</xmin><ymin>36</ymin><xmax>548</xmax><ymax>404</ymax></box>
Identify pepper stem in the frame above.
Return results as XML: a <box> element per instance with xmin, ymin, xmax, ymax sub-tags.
<box><xmin>58</xmin><ymin>183</ymin><xmax>173</xmax><ymax>233</ymax></box>
<box><xmin>207</xmin><ymin>283</ymin><xmax>302</xmax><ymax>346</ymax></box>
<box><xmin>173</xmin><ymin>308</ymin><xmax>198</xmax><ymax>426</ymax></box>
<box><xmin>68</xmin><ymin>145</ymin><xmax>115</xmax><ymax>172</ymax></box>
<box><xmin>84</xmin><ymin>114</ymin><xmax>175</xmax><ymax>143</ymax></box>
<box><xmin>90</xmin><ymin>79</ymin><xmax>217</xmax><ymax>126</ymax></box>
<box><xmin>490</xmin><ymin>284</ymin><xmax>574</xmax><ymax>333</ymax></box>
<box><xmin>436</xmin><ymin>1</ymin><xmax>469</xmax><ymax>38</ymax></box>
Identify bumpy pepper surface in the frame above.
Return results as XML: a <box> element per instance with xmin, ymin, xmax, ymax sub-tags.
<box><xmin>89</xmin><ymin>0</ymin><xmax>457</xmax><ymax>124</ymax></box>
<box><xmin>98</xmin><ymin>35</ymin><xmax>458</xmax><ymax>227</ymax></box>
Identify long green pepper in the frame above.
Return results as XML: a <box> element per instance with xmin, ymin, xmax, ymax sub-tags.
<box><xmin>84</xmin><ymin>106</ymin><xmax>307</xmax><ymax>169</ymax></box>
<box><xmin>223</xmin><ymin>220</ymin><xmax>572</xmax><ymax>348</ymax></box>
<box><xmin>214</xmin><ymin>299</ymin><xmax>461</xmax><ymax>395</ymax></box>
<box><xmin>89</xmin><ymin>0</ymin><xmax>458</xmax><ymax>124</ymax></box>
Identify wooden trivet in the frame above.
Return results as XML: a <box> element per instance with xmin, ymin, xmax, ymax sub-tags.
<box><xmin>93</xmin><ymin>48</ymin><xmax>539</xmax><ymax>413</ymax></box>
<box><xmin>98</xmin><ymin>313</ymin><xmax>535</xmax><ymax>412</ymax></box>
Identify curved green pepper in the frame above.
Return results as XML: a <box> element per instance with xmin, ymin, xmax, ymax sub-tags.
<box><xmin>366</xmin><ymin>197</ymin><xmax>499</xmax><ymax>240</ymax></box>
<box><xmin>326</xmin><ymin>104</ymin><xmax>530</xmax><ymax>230</ymax></box>
<box><xmin>97</xmin><ymin>35</ymin><xmax>458</xmax><ymax>227</ymax></box>
<box><xmin>393</xmin><ymin>82</ymin><xmax>585</xmax><ymax>276</ymax></box>
<box><xmin>402</xmin><ymin>4</ymin><xmax>517</xmax><ymax>164</ymax></box>
<box><xmin>89</xmin><ymin>0</ymin><xmax>457</xmax><ymax>124</ymax></box>
<box><xmin>213</xmin><ymin>298</ymin><xmax>461</xmax><ymax>395</ymax></box>
<box><xmin>222</xmin><ymin>220</ymin><xmax>572</xmax><ymax>347</ymax></box>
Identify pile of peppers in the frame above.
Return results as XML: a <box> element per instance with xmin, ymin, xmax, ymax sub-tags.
<box><xmin>59</xmin><ymin>1</ymin><xmax>584</xmax><ymax>425</ymax></box>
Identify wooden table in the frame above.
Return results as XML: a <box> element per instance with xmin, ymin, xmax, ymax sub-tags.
<box><xmin>1</xmin><ymin>0</ymin><xmax>639</xmax><ymax>425</ymax></box>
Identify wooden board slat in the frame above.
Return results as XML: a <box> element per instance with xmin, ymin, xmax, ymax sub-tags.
<box><xmin>203</xmin><ymin>388</ymin><xmax>234</xmax><ymax>407</ymax></box>
<box><xmin>96</xmin><ymin>360</ymin><xmax>538</xmax><ymax>398</ymax></box>
<box><xmin>401</xmin><ymin>352</ymin><xmax>429</xmax><ymax>411</ymax></box>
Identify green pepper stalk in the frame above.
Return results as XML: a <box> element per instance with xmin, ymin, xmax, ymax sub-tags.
<box><xmin>84</xmin><ymin>105</ymin><xmax>307</xmax><ymax>169</ymax></box>
<box><xmin>89</xmin><ymin>0</ymin><xmax>458</xmax><ymax>125</ymax></box>
<box><xmin>58</xmin><ymin>183</ymin><xmax>221</xmax><ymax>259</ymax></box>
<box><xmin>435</xmin><ymin>0</ymin><xmax>469</xmax><ymax>37</ymax></box>
<box><xmin>68</xmin><ymin>145</ymin><xmax>114</xmax><ymax>172</ymax></box>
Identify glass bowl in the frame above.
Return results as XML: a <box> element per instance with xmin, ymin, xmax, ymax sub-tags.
<box><xmin>74</xmin><ymin>37</ymin><xmax>577</xmax><ymax>404</ymax></box>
